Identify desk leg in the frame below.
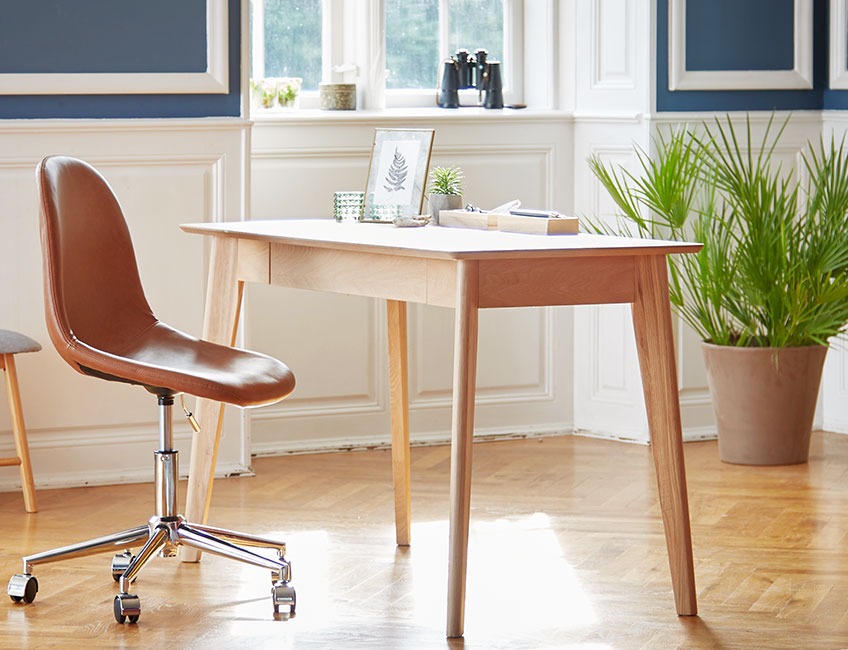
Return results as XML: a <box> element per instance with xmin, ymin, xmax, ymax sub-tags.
<box><xmin>631</xmin><ymin>255</ymin><xmax>697</xmax><ymax>615</ymax></box>
<box><xmin>446</xmin><ymin>260</ymin><xmax>479</xmax><ymax>638</ymax></box>
<box><xmin>386</xmin><ymin>299</ymin><xmax>411</xmax><ymax>546</ymax></box>
<box><xmin>180</xmin><ymin>236</ymin><xmax>243</xmax><ymax>563</ymax></box>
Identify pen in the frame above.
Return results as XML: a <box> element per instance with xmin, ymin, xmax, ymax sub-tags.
<box><xmin>509</xmin><ymin>209</ymin><xmax>560</xmax><ymax>218</ymax></box>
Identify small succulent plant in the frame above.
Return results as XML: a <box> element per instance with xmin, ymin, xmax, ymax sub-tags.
<box><xmin>428</xmin><ymin>166</ymin><xmax>464</xmax><ymax>196</ymax></box>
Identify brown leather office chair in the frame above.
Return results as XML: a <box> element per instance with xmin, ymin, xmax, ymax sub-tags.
<box><xmin>7</xmin><ymin>156</ymin><xmax>297</xmax><ymax>623</ymax></box>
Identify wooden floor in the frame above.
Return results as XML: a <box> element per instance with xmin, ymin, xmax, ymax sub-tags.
<box><xmin>1</xmin><ymin>432</ymin><xmax>848</xmax><ymax>649</ymax></box>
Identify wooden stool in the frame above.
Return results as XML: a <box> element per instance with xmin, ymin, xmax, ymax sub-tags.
<box><xmin>0</xmin><ymin>330</ymin><xmax>40</xmax><ymax>513</ymax></box>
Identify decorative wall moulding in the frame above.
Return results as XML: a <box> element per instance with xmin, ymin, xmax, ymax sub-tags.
<box><xmin>0</xmin><ymin>0</ymin><xmax>227</xmax><ymax>95</ymax></box>
<box><xmin>830</xmin><ymin>0</ymin><xmax>848</xmax><ymax>89</ymax></box>
<box><xmin>668</xmin><ymin>0</ymin><xmax>813</xmax><ymax>91</ymax></box>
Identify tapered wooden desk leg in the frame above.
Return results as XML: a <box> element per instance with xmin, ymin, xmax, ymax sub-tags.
<box><xmin>181</xmin><ymin>236</ymin><xmax>243</xmax><ymax>563</ymax></box>
<box><xmin>387</xmin><ymin>300</ymin><xmax>412</xmax><ymax>547</ymax></box>
<box><xmin>446</xmin><ymin>261</ymin><xmax>479</xmax><ymax>638</ymax></box>
<box><xmin>631</xmin><ymin>255</ymin><xmax>697</xmax><ymax>615</ymax></box>
<box><xmin>4</xmin><ymin>354</ymin><xmax>38</xmax><ymax>513</ymax></box>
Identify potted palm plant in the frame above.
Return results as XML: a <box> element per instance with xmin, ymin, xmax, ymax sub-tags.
<box><xmin>588</xmin><ymin>115</ymin><xmax>848</xmax><ymax>465</ymax></box>
<box><xmin>427</xmin><ymin>165</ymin><xmax>464</xmax><ymax>224</ymax></box>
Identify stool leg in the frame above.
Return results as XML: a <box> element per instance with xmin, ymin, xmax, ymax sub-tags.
<box><xmin>4</xmin><ymin>354</ymin><xmax>38</xmax><ymax>513</ymax></box>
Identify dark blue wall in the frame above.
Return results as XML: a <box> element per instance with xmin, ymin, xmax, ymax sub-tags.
<box><xmin>657</xmin><ymin>0</ymin><xmax>833</xmax><ymax>112</ymax></box>
<box><xmin>0</xmin><ymin>0</ymin><xmax>240</xmax><ymax>119</ymax></box>
<box><xmin>685</xmin><ymin>0</ymin><xmax>794</xmax><ymax>72</ymax></box>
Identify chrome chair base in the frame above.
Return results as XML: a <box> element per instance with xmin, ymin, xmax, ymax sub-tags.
<box><xmin>7</xmin><ymin>396</ymin><xmax>295</xmax><ymax>623</ymax></box>
<box><xmin>9</xmin><ymin>513</ymin><xmax>295</xmax><ymax>623</ymax></box>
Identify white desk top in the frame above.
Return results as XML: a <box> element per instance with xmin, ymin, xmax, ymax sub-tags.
<box><xmin>181</xmin><ymin>218</ymin><xmax>701</xmax><ymax>260</ymax></box>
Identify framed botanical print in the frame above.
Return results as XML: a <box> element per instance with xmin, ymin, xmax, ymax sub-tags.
<box><xmin>363</xmin><ymin>128</ymin><xmax>435</xmax><ymax>222</ymax></box>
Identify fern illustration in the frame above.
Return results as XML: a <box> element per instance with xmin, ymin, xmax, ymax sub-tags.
<box><xmin>383</xmin><ymin>148</ymin><xmax>408</xmax><ymax>192</ymax></box>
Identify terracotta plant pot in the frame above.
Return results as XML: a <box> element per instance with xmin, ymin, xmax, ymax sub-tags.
<box><xmin>702</xmin><ymin>343</ymin><xmax>827</xmax><ymax>465</ymax></box>
<box><xmin>428</xmin><ymin>193</ymin><xmax>462</xmax><ymax>225</ymax></box>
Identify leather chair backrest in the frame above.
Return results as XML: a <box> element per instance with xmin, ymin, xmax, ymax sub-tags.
<box><xmin>37</xmin><ymin>156</ymin><xmax>158</xmax><ymax>375</ymax></box>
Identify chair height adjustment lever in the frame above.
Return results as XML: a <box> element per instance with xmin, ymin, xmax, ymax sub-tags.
<box><xmin>179</xmin><ymin>395</ymin><xmax>201</xmax><ymax>433</ymax></box>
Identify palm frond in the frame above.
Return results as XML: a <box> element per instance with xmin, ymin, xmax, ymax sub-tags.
<box><xmin>586</xmin><ymin>114</ymin><xmax>848</xmax><ymax>348</ymax></box>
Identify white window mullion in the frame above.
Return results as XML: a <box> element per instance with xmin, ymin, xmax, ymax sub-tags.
<box><xmin>323</xmin><ymin>0</ymin><xmax>345</xmax><ymax>83</ymax></box>
<box><xmin>251</xmin><ymin>0</ymin><xmax>265</xmax><ymax>80</ymax></box>
<box><xmin>439</xmin><ymin>0</ymin><xmax>451</xmax><ymax>60</ymax></box>
<box><xmin>356</xmin><ymin>0</ymin><xmax>386</xmax><ymax>109</ymax></box>
<box><xmin>322</xmin><ymin>0</ymin><xmax>333</xmax><ymax>84</ymax></box>
<box><xmin>504</xmin><ymin>0</ymin><xmax>525</xmax><ymax>105</ymax></box>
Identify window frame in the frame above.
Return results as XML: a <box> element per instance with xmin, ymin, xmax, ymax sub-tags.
<box><xmin>250</xmin><ymin>0</ymin><xmax>525</xmax><ymax>111</ymax></box>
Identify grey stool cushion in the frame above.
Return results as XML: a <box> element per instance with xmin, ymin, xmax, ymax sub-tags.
<box><xmin>0</xmin><ymin>330</ymin><xmax>42</xmax><ymax>355</ymax></box>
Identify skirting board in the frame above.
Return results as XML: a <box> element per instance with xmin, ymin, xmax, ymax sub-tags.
<box><xmin>0</xmin><ymin>423</ymin><xmax>725</xmax><ymax>494</ymax></box>
<box><xmin>0</xmin><ymin>424</ymin><xmax>252</xmax><ymax>493</ymax></box>
<box><xmin>250</xmin><ymin>424</ymin><xmax>574</xmax><ymax>458</ymax></box>
<box><xmin>0</xmin><ymin>461</ymin><xmax>254</xmax><ymax>494</ymax></box>
<box><xmin>250</xmin><ymin>422</ymin><xmax>718</xmax><ymax>459</ymax></box>
<box><xmin>574</xmin><ymin>425</ymin><xmax>717</xmax><ymax>446</ymax></box>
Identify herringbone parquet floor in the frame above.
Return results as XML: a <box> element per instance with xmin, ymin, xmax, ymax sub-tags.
<box><xmin>1</xmin><ymin>432</ymin><xmax>847</xmax><ymax>649</ymax></box>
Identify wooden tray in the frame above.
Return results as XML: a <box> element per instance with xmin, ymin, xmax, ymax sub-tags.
<box><xmin>438</xmin><ymin>210</ymin><xmax>497</xmax><ymax>230</ymax></box>
<box><xmin>439</xmin><ymin>209</ymin><xmax>578</xmax><ymax>235</ymax></box>
<box><xmin>496</xmin><ymin>213</ymin><xmax>578</xmax><ymax>235</ymax></box>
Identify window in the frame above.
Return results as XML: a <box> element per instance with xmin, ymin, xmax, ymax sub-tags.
<box><xmin>251</xmin><ymin>0</ymin><xmax>322</xmax><ymax>90</ymax></box>
<box><xmin>250</xmin><ymin>0</ymin><xmax>523</xmax><ymax>110</ymax></box>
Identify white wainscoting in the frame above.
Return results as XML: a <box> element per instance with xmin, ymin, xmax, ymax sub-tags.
<box><xmin>568</xmin><ymin>0</ymin><xmax>657</xmax><ymax>442</ymax></box>
<box><xmin>573</xmin><ymin>0</ymin><xmax>651</xmax><ymax>112</ymax></box>
<box><xmin>571</xmin><ymin>110</ymin><xmax>832</xmax><ymax>442</ymax></box>
<box><xmin>821</xmin><ymin>111</ymin><xmax>848</xmax><ymax>432</ymax></box>
<box><xmin>571</xmin><ymin>114</ymin><xmax>653</xmax><ymax>441</ymax></box>
<box><xmin>246</xmin><ymin>111</ymin><xmax>575</xmax><ymax>455</ymax></box>
<box><xmin>0</xmin><ymin>118</ymin><xmax>250</xmax><ymax>492</ymax></box>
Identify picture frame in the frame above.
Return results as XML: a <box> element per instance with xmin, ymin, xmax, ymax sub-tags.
<box><xmin>0</xmin><ymin>0</ymin><xmax>228</xmax><ymax>95</ymax></box>
<box><xmin>363</xmin><ymin>128</ymin><xmax>435</xmax><ymax>222</ymax></box>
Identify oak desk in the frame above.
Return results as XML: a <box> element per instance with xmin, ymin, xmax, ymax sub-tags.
<box><xmin>179</xmin><ymin>218</ymin><xmax>701</xmax><ymax>638</ymax></box>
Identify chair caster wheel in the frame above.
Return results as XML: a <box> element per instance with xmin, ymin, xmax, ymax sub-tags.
<box><xmin>114</xmin><ymin>593</ymin><xmax>140</xmax><ymax>624</ymax></box>
<box><xmin>111</xmin><ymin>550</ymin><xmax>135</xmax><ymax>582</ymax></box>
<box><xmin>272</xmin><ymin>582</ymin><xmax>296</xmax><ymax>615</ymax></box>
<box><xmin>8</xmin><ymin>574</ymin><xmax>38</xmax><ymax>604</ymax></box>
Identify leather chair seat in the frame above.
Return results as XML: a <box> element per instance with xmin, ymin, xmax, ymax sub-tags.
<box><xmin>70</xmin><ymin>321</ymin><xmax>294</xmax><ymax>406</ymax></box>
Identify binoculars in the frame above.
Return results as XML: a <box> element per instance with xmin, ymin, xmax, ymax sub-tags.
<box><xmin>438</xmin><ymin>48</ymin><xmax>503</xmax><ymax>109</ymax></box>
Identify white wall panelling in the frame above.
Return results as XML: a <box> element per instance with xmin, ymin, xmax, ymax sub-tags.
<box><xmin>821</xmin><ymin>111</ymin><xmax>848</xmax><ymax>431</ymax></box>
<box><xmin>823</xmin><ymin>344</ymin><xmax>848</xmax><ymax>433</ymax></box>
<box><xmin>248</xmin><ymin>111</ymin><xmax>574</xmax><ymax>455</ymax></box>
<box><xmin>0</xmin><ymin>118</ymin><xmax>250</xmax><ymax>492</ymax></box>
<box><xmin>668</xmin><ymin>0</ymin><xmax>814</xmax><ymax>91</ymax></box>
<box><xmin>573</xmin><ymin>0</ymin><xmax>650</xmax><ymax>113</ymax></box>
<box><xmin>594</xmin><ymin>0</ymin><xmax>634</xmax><ymax>89</ymax></box>
<box><xmin>571</xmin><ymin>116</ymin><xmax>651</xmax><ymax>441</ymax></box>
<box><xmin>571</xmin><ymin>106</ymin><xmax>826</xmax><ymax>443</ymax></box>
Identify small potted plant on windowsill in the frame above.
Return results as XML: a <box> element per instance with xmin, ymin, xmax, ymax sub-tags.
<box><xmin>427</xmin><ymin>165</ymin><xmax>464</xmax><ymax>225</ymax></box>
<box><xmin>277</xmin><ymin>77</ymin><xmax>302</xmax><ymax>108</ymax></box>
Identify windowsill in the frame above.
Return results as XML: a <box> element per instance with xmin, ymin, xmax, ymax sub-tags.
<box><xmin>249</xmin><ymin>106</ymin><xmax>571</xmax><ymax>124</ymax></box>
